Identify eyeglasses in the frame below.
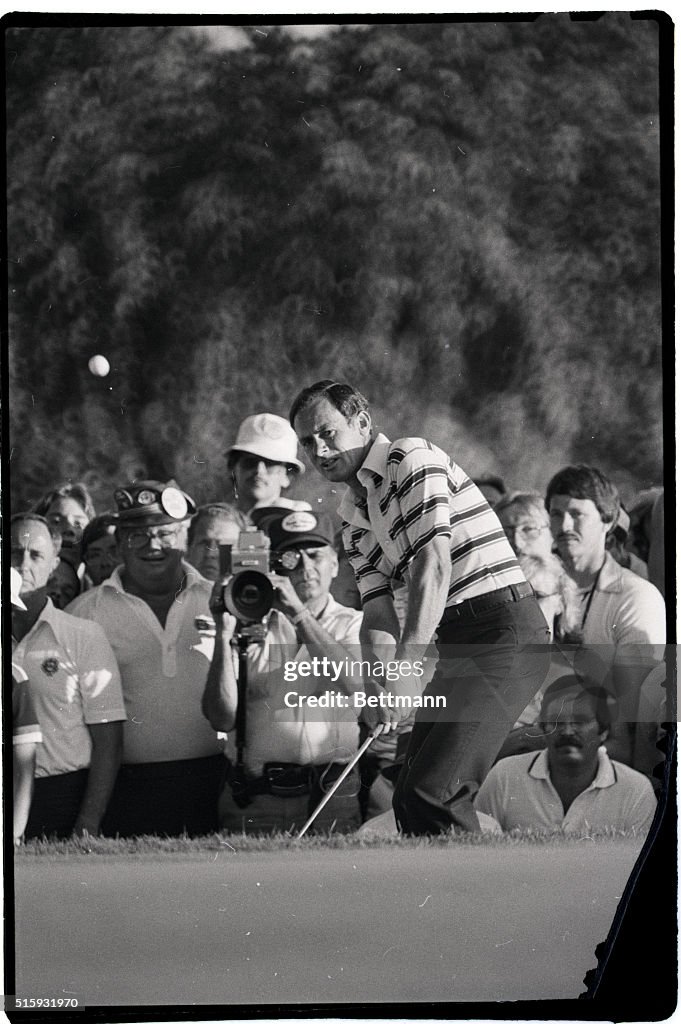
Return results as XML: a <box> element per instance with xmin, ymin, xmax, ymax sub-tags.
<box><xmin>236</xmin><ymin>454</ymin><xmax>287</xmax><ymax>473</ymax></box>
<box><xmin>123</xmin><ymin>524</ymin><xmax>184</xmax><ymax>551</ymax></box>
<box><xmin>542</xmin><ymin>717</ymin><xmax>597</xmax><ymax>733</ymax></box>
<box><xmin>503</xmin><ymin>525</ymin><xmax>548</xmax><ymax>539</ymax></box>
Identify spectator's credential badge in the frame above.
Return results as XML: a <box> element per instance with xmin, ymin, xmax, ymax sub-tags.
<box><xmin>136</xmin><ymin>490</ymin><xmax>156</xmax><ymax>506</ymax></box>
<box><xmin>161</xmin><ymin>487</ymin><xmax>188</xmax><ymax>520</ymax></box>
<box><xmin>41</xmin><ymin>657</ymin><xmax>60</xmax><ymax>676</ymax></box>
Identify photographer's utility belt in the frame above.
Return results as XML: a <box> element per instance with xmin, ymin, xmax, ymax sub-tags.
<box><xmin>229</xmin><ymin>761</ymin><xmax>349</xmax><ymax>808</ymax></box>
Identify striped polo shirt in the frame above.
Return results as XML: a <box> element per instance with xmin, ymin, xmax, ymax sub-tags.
<box><xmin>338</xmin><ymin>434</ymin><xmax>526</xmax><ymax>608</ymax></box>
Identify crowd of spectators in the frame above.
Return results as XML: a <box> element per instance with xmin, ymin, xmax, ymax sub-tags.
<box><xmin>9</xmin><ymin>411</ymin><xmax>668</xmax><ymax>843</ymax></box>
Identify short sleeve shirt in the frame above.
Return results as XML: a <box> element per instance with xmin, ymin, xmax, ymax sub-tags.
<box><xmin>12</xmin><ymin>666</ymin><xmax>43</xmax><ymax>746</ymax></box>
<box><xmin>580</xmin><ymin>553</ymin><xmax>667</xmax><ymax>648</ymax></box>
<box><xmin>570</xmin><ymin>553</ymin><xmax>667</xmax><ymax>698</ymax></box>
<box><xmin>207</xmin><ymin>596</ymin><xmax>364</xmax><ymax>775</ymax></box>
<box><xmin>338</xmin><ymin>434</ymin><xmax>525</xmax><ymax>607</ymax></box>
<box><xmin>67</xmin><ymin>564</ymin><xmax>224</xmax><ymax>764</ymax></box>
<box><xmin>12</xmin><ymin>599</ymin><xmax>126</xmax><ymax>777</ymax></box>
<box><xmin>476</xmin><ymin>747</ymin><xmax>657</xmax><ymax>833</ymax></box>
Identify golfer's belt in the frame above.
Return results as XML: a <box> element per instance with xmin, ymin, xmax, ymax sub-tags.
<box><xmin>229</xmin><ymin>761</ymin><xmax>349</xmax><ymax>808</ymax></box>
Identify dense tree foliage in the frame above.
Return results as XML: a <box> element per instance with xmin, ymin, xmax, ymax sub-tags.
<box><xmin>6</xmin><ymin>17</ymin><xmax>664</xmax><ymax>512</ymax></box>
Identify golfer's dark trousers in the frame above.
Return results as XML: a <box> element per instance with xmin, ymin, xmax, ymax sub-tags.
<box><xmin>393</xmin><ymin>586</ymin><xmax>551</xmax><ymax>835</ymax></box>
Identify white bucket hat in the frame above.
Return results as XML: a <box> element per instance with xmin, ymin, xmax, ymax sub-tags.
<box><xmin>10</xmin><ymin>567</ymin><xmax>27</xmax><ymax>610</ymax></box>
<box><xmin>225</xmin><ymin>413</ymin><xmax>305</xmax><ymax>474</ymax></box>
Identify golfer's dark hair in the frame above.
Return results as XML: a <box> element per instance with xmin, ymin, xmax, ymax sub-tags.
<box><xmin>11</xmin><ymin>512</ymin><xmax>62</xmax><ymax>553</ymax></box>
<box><xmin>545</xmin><ymin>465</ymin><xmax>620</xmax><ymax>526</ymax></box>
<box><xmin>187</xmin><ymin>503</ymin><xmax>249</xmax><ymax>546</ymax></box>
<box><xmin>289</xmin><ymin>380</ymin><xmax>370</xmax><ymax>427</ymax></box>
<box><xmin>33</xmin><ymin>482</ymin><xmax>96</xmax><ymax>521</ymax></box>
<box><xmin>540</xmin><ymin>675</ymin><xmax>614</xmax><ymax>733</ymax></box>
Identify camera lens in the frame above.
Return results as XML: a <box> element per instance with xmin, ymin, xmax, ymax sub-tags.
<box><xmin>240</xmin><ymin>582</ymin><xmax>263</xmax><ymax>607</ymax></box>
<box><xmin>225</xmin><ymin>570</ymin><xmax>274</xmax><ymax>622</ymax></box>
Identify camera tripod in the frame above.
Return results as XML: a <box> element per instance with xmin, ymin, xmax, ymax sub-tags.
<box><xmin>228</xmin><ymin>620</ymin><xmax>382</xmax><ymax>831</ymax></box>
<box><xmin>228</xmin><ymin>624</ymin><xmax>266</xmax><ymax>809</ymax></box>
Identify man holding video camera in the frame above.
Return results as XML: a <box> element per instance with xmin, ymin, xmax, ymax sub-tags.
<box><xmin>201</xmin><ymin>510</ymin><xmax>364</xmax><ymax>834</ymax></box>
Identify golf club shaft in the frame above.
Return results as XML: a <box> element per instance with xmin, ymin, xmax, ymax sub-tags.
<box><xmin>296</xmin><ymin>725</ymin><xmax>383</xmax><ymax>838</ymax></box>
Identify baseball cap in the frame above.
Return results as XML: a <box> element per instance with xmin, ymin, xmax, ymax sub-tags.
<box><xmin>10</xmin><ymin>567</ymin><xmax>27</xmax><ymax>610</ymax></box>
<box><xmin>250</xmin><ymin>505</ymin><xmax>299</xmax><ymax>536</ymax></box>
<box><xmin>114</xmin><ymin>480</ymin><xmax>197</xmax><ymax>526</ymax></box>
<box><xmin>225</xmin><ymin>414</ymin><xmax>305</xmax><ymax>474</ymax></box>
<box><xmin>262</xmin><ymin>510</ymin><xmax>336</xmax><ymax>552</ymax></box>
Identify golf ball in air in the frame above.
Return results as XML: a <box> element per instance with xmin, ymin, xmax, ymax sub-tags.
<box><xmin>88</xmin><ymin>354</ymin><xmax>110</xmax><ymax>377</ymax></box>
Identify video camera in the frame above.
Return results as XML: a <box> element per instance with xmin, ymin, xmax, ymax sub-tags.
<box><xmin>218</xmin><ymin>529</ymin><xmax>301</xmax><ymax>625</ymax></box>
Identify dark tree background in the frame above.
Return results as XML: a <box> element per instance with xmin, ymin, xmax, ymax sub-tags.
<box><xmin>6</xmin><ymin>17</ymin><xmax>664</xmax><ymax>514</ymax></box>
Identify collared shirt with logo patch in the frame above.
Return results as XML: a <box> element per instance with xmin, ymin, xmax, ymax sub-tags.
<box><xmin>12</xmin><ymin>599</ymin><xmax>126</xmax><ymax>777</ymax></box>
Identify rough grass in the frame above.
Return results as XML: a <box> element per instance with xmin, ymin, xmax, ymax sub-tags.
<box><xmin>15</xmin><ymin>826</ymin><xmax>651</xmax><ymax>858</ymax></box>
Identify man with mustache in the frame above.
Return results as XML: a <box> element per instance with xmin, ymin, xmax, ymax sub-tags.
<box><xmin>475</xmin><ymin>675</ymin><xmax>657</xmax><ymax>832</ymax></box>
<box><xmin>545</xmin><ymin>465</ymin><xmax>666</xmax><ymax>770</ymax></box>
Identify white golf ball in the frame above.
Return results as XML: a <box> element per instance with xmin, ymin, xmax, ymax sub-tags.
<box><xmin>88</xmin><ymin>354</ymin><xmax>110</xmax><ymax>377</ymax></box>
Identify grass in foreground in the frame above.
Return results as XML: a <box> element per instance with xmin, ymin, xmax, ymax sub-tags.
<box><xmin>15</xmin><ymin>826</ymin><xmax>651</xmax><ymax>858</ymax></box>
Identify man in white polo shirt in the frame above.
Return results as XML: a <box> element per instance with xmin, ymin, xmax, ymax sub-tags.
<box><xmin>202</xmin><ymin>510</ymin><xmax>363</xmax><ymax>833</ymax></box>
<box><xmin>11</xmin><ymin>515</ymin><xmax>125</xmax><ymax>839</ymax></box>
<box><xmin>476</xmin><ymin>675</ymin><xmax>657</xmax><ymax>833</ymax></box>
<box><xmin>67</xmin><ymin>480</ymin><xmax>225</xmax><ymax>837</ymax></box>
<box><xmin>545</xmin><ymin>464</ymin><xmax>667</xmax><ymax>771</ymax></box>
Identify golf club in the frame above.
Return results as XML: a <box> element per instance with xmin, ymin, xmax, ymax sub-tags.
<box><xmin>296</xmin><ymin>725</ymin><xmax>384</xmax><ymax>838</ymax></box>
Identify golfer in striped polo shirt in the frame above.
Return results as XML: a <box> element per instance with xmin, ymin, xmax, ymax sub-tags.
<box><xmin>290</xmin><ymin>380</ymin><xmax>551</xmax><ymax>835</ymax></box>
